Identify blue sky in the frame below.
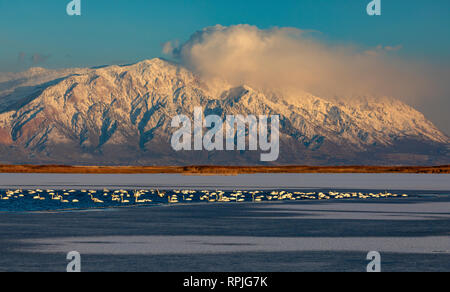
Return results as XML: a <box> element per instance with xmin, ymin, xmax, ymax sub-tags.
<box><xmin>1</xmin><ymin>0</ymin><xmax>449</xmax><ymax>71</ymax></box>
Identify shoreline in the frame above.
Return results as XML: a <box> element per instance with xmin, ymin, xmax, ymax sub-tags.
<box><xmin>0</xmin><ymin>164</ymin><xmax>448</xmax><ymax>174</ymax></box>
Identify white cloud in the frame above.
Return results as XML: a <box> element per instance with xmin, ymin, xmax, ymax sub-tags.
<box><xmin>163</xmin><ymin>25</ymin><xmax>446</xmax><ymax>103</ymax></box>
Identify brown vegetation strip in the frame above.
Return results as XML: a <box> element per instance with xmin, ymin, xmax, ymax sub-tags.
<box><xmin>0</xmin><ymin>165</ymin><xmax>448</xmax><ymax>174</ymax></box>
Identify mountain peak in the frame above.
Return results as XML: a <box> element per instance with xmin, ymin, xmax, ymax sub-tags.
<box><xmin>122</xmin><ymin>58</ymin><xmax>179</xmax><ymax>70</ymax></box>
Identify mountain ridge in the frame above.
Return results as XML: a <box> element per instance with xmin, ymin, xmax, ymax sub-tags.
<box><xmin>0</xmin><ymin>58</ymin><xmax>448</xmax><ymax>166</ymax></box>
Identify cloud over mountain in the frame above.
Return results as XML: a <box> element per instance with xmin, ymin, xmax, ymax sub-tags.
<box><xmin>163</xmin><ymin>25</ymin><xmax>449</xmax><ymax>108</ymax></box>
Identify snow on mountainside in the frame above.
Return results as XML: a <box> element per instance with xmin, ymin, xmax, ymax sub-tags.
<box><xmin>0</xmin><ymin>58</ymin><xmax>448</xmax><ymax>165</ymax></box>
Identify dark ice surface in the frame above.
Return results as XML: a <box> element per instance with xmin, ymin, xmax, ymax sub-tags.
<box><xmin>0</xmin><ymin>192</ymin><xmax>449</xmax><ymax>272</ymax></box>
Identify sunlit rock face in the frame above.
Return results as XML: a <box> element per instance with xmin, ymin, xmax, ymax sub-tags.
<box><xmin>0</xmin><ymin>58</ymin><xmax>448</xmax><ymax>166</ymax></box>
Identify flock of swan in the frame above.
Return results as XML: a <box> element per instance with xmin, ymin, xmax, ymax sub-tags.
<box><xmin>0</xmin><ymin>188</ymin><xmax>408</xmax><ymax>208</ymax></box>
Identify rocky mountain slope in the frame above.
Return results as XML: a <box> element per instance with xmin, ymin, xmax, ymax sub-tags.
<box><xmin>0</xmin><ymin>58</ymin><xmax>448</xmax><ymax>165</ymax></box>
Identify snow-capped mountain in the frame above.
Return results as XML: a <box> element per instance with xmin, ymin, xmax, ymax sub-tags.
<box><xmin>0</xmin><ymin>58</ymin><xmax>448</xmax><ymax>165</ymax></box>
